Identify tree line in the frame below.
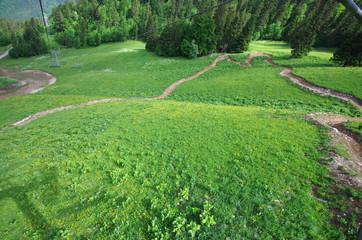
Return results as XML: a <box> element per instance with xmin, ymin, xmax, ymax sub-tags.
<box><xmin>1</xmin><ymin>0</ymin><xmax>361</xmax><ymax>66</ymax></box>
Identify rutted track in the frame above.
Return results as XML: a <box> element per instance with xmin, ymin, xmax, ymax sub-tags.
<box><xmin>0</xmin><ymin>67</ymin><xmax>57</xmax><ymax>100</ymax></box>
<box><xmin>0</xmin><ymin>47</ymin><xmax>11</xmax><ymax>60</ymax></box>
<box><xmin>5</xmin><ymin>53</ymin><xmax>362</xmax><ymax>128</ymax></box>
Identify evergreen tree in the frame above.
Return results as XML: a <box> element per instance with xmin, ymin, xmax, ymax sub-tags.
<box><xmin>189</xmin><ymin>13</ymin><xmax>216</xmax><ymax>56</ymax></box>
<box><xmin>146</xmin><ymin>15</ymin><xmax>159</xmax><ymax>52</ymax></box>
<box><xmin>331</xmin><ymin>31</ymin><xmax>362</xmax><ymax>66</ymax></box>
<box><xmin>155</xmin><ymin>22</ymin><xmax>187</xmax><ymax>57</ymax></box>
<box><xmin>9</xmin><ymin>18</ymin><xmax>48</xmax><ymax>58</ymax></box>
<box><xmin>289</xmin><ymin>0</ymin><xmax>338</xmax><ymax>57</ymax></box>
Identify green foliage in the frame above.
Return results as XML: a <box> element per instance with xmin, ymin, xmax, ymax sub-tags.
<box><xmin>189</xmin><ymin>13</ymin><xmax>216</xmax><ymax>56</ymax></box>
<box><xmin>181</xmin><ymin>39</ymin><xmax>199</xmax><ymax>59</ymax></box>
<box><xmin>155</xmin><ymin>23</ymin><xmax>186</xmax><ymax>57</ymax></box>
<box><xmin>86</xmin><ymin>30</ymin><xmax>102</xmax><ymax>47</ymax></box>
<box><xmin>0</xmin><ymin>77</ymin><xmax>18</xmax><ymax>87</ymax></box>
<box><xmin>331</xmin><ymin>31</ymin><xmax>362</xmax><ymax>66</ymax></box>
<box><xmin>9</xmin><ymin>18</ymin><xmax>48</xmax><ymax>58</ymax></box>
<box><xmin>0</xmin><ymin>18</ymin><xmax>24</xmax><ymax>47</ymax></box>
<box><xmin>289</xmin><ymin>27</ymin><xmax>316</xmax><ymax>57</ymax></box>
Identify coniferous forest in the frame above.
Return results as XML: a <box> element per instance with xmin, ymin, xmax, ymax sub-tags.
<box><xmin>0</xmin><ymin>0</ymin><xmax>361</xmax><ymax>65</ymax></box>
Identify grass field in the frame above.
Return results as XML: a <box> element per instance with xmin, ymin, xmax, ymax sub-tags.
<box><xmin>0</xmin><ymin>77</ymin><xmax>18</xmax><ymax>87</ymax></box>
<box><xmin>250</xmin><ymin>41</ymin><xmax>362</xmax><ymax>100</ymax></box>
<box><xmin>0</xmin><ymin>41</ymin><xmax>215</xmax><ymax>128</ymax></box>
<box><xmin>0</xmin><ymin>100</ymin><xmax>346</xmax><ymax>239</ymax></box>
<box><xmin>0</xmin><ymin>40</ymin><xmax>361</xmax><ymax>239</ymax></box>
<box><xmin>168</xmin><ymin>56</ymin><xmax>358</xmax><ymax>116</ymax></box>
<box><xmin>344</xmin><ymin>120</ymin><xmax>362</xmax><ymax>139</ymax></box>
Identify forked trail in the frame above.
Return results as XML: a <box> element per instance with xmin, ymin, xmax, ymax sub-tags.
<box><xmin>0</xmin><ymin>68</ymin><xmax>57</xmax><ymax>99</ymax></box>
<box><xmin>5</xmin><ymin>52</ymin><xmax>361</xmax><ymax>127</ymax></box>
<box><xmin>2</xmin><ymin>51</ymin><xmax>362</xmax><ymax>222</ymax></box>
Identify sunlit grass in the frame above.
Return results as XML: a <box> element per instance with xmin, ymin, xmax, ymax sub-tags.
<box><xmin>0</xmin><ymin>100</ymin><xmax>341</xmax><ymax>239</ymax></box>
<box><xmin>168</xmin><ymin>55</ymin><xmax>359</xmax><ymax>116</ymax></box>
<box><xmin>250</xmin><ymin>41</ymin><xmax>362</xmax><ymax>100</ymax></box>
<box><xmin>0</xmin><ymin>77</ymin><xmax>18</xmax><ymax>87</ymax></box>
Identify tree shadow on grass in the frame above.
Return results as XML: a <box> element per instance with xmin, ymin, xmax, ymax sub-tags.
<box><xmin>271</xmin><ymin>55</ymin><xmax>336</xmax><ymax>68</ymax></box>
<box><xmin>0</xmin><ymin>167</ymin><xmax>61</xmax><ymax>239</ymax></box>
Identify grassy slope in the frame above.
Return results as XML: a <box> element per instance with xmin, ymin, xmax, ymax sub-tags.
<box><xmin>0</xmin><ymin>41</ymin><xmax>214</xmax><ymax>128</ymax></box>
<box><xmin>0</xmin><ymin>101</ymin><xmax>338</xmax><ymax>239</ymax></box>
<box><xmin>0</xmin><ymin>77</ymin><xmax>18</xmax><ymax>87</ymax></box>
<box><xmin>344</xmin><ymin>120</ymin><xmax>362</xmax><ymax>139</ymax></box>
<box><xmin>0</xmin><ymin>41</ymin><xmax>361</xmax><ymax>238</ymax></box>
<box><xmin>168</xmin><ymin>56</ymin><xmax>358</xmax><ymax>116</ymax></box>
<box><xmin>250</xmin><ymin>41</ymin><xmax>362</xmax><ymax>100</ymax></box>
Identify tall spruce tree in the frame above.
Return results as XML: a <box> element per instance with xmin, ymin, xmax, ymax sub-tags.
<box><xmin>9</xmin><ymin>18</ymin><xmax>48</xmax><ymax>58</ymax></box>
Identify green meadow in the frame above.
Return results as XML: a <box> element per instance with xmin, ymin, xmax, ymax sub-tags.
<box><xmin>0</xmin><ymin>77</ymin><xmax>18</xmax><ymax>87</ymax></box>
<box><xmin>250</xmin><ymin>41</ymin><xmax>362</xmax><ymax>100</ymax></box>
<box><xmin>0</xmin><ymin>101</ymin><xmax>342</xmax><ymax>239</ymax></box>
<box><xmin>0</xmin><ymin>41</ymin><xmax>361</xmax><ymax>239</ymax></box>
<box><xmin>344</xmin><ymin>120</ymin><xmax>362</xmax><ymax>139</ymax></box>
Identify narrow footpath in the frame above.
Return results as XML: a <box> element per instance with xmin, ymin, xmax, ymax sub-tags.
<box><xmin>1</xmin><ymin>52</ymin><xmax>361</xmax><ymax>188</ymax></box>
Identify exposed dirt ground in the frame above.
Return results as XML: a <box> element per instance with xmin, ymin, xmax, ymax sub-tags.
<box><xmin>0</xmin><ymin>47</ymin><xmax>11</xmax><ymax>60</ymax></box>
<box><xmin>0</xmin><ymin>67</ymin><xmax>57</xmax><ymax>100</ymax></box>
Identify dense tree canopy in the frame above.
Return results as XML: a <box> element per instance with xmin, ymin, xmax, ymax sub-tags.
<box><xmin>0</xmin><ymin>0</ymin><xmax>361</xmax><ymax>65</ymax></box>
<box><xmin>0</xmin><ymin>18</ymin><xmax>24</xmax><ymax>47</ymax></box>
<box><xmin>9</xmin><ymin>18</ymin><xmax>48</xmax><ymax>58</ymax></box>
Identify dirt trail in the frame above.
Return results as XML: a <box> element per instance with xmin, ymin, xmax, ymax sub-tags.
<box><xmin>6</xmin><ymin>53</ymin><xmax>362</xmax><ymax>127</ymax></box>
<box><xmin>264</xmin><ymin>56</ymin><xmax>362</xmax><ymax>112</ymax></box>
<box><xmin>9</xmin><ymin>55</ymin><xmax>238</xmax><ymax>127</ymax></box>
<box><xmin>0</xmin><ymin>67</ymin><xmax>57</xmax><ymax>100</ymax></box>
<box><xmin>0</xmin><ymin>47</ymin><xmax>11</xmax><ymax>59</ymax></box>
<box><xmin>3</xmin><ymin>51</ymin><xmax>362</xmax><ymax>231</ymax></box>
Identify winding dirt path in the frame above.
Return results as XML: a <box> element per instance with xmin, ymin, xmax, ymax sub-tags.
<box><xmin>6</xmin><ymin>53</ymin><xmax>362</xmax><ymax>127</ymax></box>
<box><xmin>7</xmin><ymin>52</ymin><xmax>361</xmax><ymax>187</ymax></box>
<box><xmin>10</xmin><ymin>55</ymin><xmax>232</xmax><ymax>127</ymax></box>
<box><xmin>0</xmin><ymin>67</ymin><xmax>57</xmax><ymax>100</ymax></box>
<box><xmin>2</xmin><ymin>51</ymin><xmax>362</xmax><ymax>232</ymax></box>
<box><xmin>0</xmin><ymin>47</ymin><xmax>11</xmax><ymax>59</ymax></box>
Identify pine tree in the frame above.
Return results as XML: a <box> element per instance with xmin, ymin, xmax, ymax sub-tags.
<box><xmin>331</xmin><ymin>31</ymin><xmax>362</xmax><ymax>66</ymax></box>
<box><xmin>189</xmin><ymin>13</ymin><xmax>216</xmax><ymax>56</ymax></box>
<box><xmin>9</xmin><ymin>18</ymin><xmax>48</xmax><ymax>58</ymax></box>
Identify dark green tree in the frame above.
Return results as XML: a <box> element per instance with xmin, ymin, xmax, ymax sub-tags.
<box><xmin>146</xmin><ymin>15</ymin><xmax>159</xmax><ymax>52</ymax></box>
<box><xmin>289</xmin><ymin>0</ymin><xmax>338</xmax><ymax>57</ymax></box>
<box><xmin>331</xmin><ymin>31</ymin><xmax>362</xmax><ymax>66</ymax></box>
<box><xmin>155</xmin><ymin>22</ymin><xmax>187</xmax><ymax>57</ymax></box>
<box><xmin>189</xmin><ymin>13</ymin><xmax>216</xmax><ymax>56</ymax></box>
<box><xmin>9</xmin><ymin>18</ymin><xmax>48</xmax><ymax>58</ymax></box>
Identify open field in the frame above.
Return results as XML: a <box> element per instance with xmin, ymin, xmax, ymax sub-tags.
<box><xmin>0</xmin><ymin>77</ymin><xmax>18</xmax><ymax>87</ymax></box>
<box><xmin>0</xmin><ymin>41</ymin><xmax>361</xmax><ymax>239</ymax></box>
<box><xmin>250</xmin><ymin>41</ymin><xmax>362</xmax><ymax>100</ymax></box>
<box><xmin>0</xmin><ymin>41</ymin><xmax>360</xmax><ymax>128</ymax></box>
<box><xmin>344</xmin><ymin>120</ymin><xmax>362</xmax><ymax>139</ymax></box>
<box><xmin>0</xmin><ymin>100</ymin><xmax>346</xmax><ymax>239</ymax></box>
<box><xmin>168</xmin><ymin>56</ymin><xmax>358</xmax><ymax>116</ymax></box>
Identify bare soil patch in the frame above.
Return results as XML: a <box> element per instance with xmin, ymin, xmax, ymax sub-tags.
<box><xmin>0</xmin><ymin>67</ymin><xmax>57</xmax><ymax>100</ymax></box>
